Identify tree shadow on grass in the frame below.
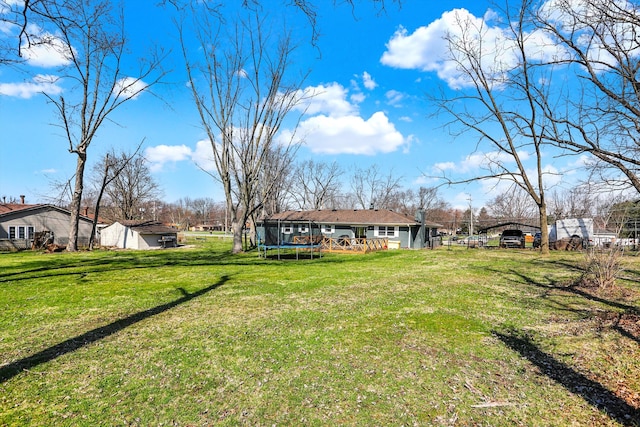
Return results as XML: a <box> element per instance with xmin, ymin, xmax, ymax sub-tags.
<box><xmin>504</xmin><ymin>269</ymin><xmax>640</xmax><ymax>346</ymax></box>
<box><xmin>494</xmin><ymin>328</ymin><xmax>640</xmax><ymax>425</ymax></box>
<box><xmin>0</xmin><ymin>247</ymin><xmax>377</xmax><ymax>284</ymax></box>
<box><xmin>0</xmin><ymin>275</ymin><xmax>230</xmax><ymax>384</ymax></box>
<box><xmin>0</xmin><ymin>250</ymin><xmax>243</xmax><ymax>283</ymax></box>
<box><xmin>509</xmin><ymin>269</ymin><xmax>639</xmax><ymax>316</ymax></box>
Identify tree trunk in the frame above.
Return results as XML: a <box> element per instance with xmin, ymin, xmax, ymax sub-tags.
<box><xmin>67</xmin><ymin>152</ymin><xmax>87</xmax><ymax>252</ymax></box>
<box><xmin>231</xmin><ymin>219</ymin><xmax>243</xmax><ymax>254</ymax></box>
<box><xmin>538</xmin><ymin>202</ymin><xmax>550</xmax><ymax>255</ymax></box>
<box><xmin>88</xmin><ymin>154</ymin><xmax>111</xmax><ymax>250</ymax></box>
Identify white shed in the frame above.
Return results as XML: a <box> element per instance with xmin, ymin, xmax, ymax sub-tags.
<box><xmin>101</xmin><ymin>221</ymin><xmax>178</xmax><ymax>249</ymax></box>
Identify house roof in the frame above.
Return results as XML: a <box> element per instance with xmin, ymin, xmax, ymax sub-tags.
<box><xmin>118</xmin><ymin>220</ymin><xmax>177</xmax><ymax>234</ymax></box>
<box><xmin>0</xmin><ymin>203</ymin><xmax>41</xmax><ymax>215</ymax></box>
<box><xmin>0</xmin><ymin>203</ymin><xmax>94</xmax><ymax>222</ymax></box>
<box><xmin>264</xmin><ymin>209</ymin><xmax>443</xmax><ymax>228</ymax></box>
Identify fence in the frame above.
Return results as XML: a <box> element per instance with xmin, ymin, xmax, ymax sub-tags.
<box><xmin>319</xmin><ymin>237</ymin><xmax>389</xmax><ymax>253</ymax></box>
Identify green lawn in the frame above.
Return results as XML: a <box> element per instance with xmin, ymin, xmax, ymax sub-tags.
<box><xmin>1</xmin><ymin>240</ymin><xmax>638</xmax><ymax>426</ymax></box>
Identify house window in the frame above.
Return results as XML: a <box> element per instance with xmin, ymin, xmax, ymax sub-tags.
<box><xmin>376</xmin><ymin>226</ymin><xmax>397</xmax><ymax>237</ymax></box>
<box><xmin>298</xmin><ymin>225</ymin><xmax>308</xmax><ymax>233</ymax></box>
<box><xmin>7</xmin><ymin>226</ymin><xmax>33</xmax><ymax>240</ymax></box>
<box><xmin>282</xmin><ymin>224</ymin><xmax>293</xmax><ymax>234</ymax></box>
<box><xmin>322</xmin><ymin>225</ymin><xmax>334</xmax><ymax>234</ymax></box>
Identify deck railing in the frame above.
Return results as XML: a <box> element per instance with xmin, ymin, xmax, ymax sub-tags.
<box><xmin>320</xmin><ymin>237</ymin><xmax>389</xmax><ymax>253</ymax></box>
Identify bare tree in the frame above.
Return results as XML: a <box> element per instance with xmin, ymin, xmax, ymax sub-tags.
<box><xmin>19</xmin><ymin>0</ymin><xmax>166</xmax><ymax>250</ymax></box>
<box><xmin>535</xmin><ymin>0</ymin><xmax>640</xmax><ymax>193</ymax></box>
<box><xmin>189</xmin><ymin>197</ymin><xmax>218</xmax><ymax>227</ymax></box>
<box><xmin>546</xmin><ymin>186</ymin><xmax>597</xmax><ymax>222</ymax></box>
<box><xmin>166</xmin><ymin>198</ymin><xmax>193</xmax><ymax>231</ymax></box>
<box><xmin>41</xmin><ymin>174</ymin><xmax>74</xmax><ymax>207</ymax></box>
<box><xmin>486</xmin><ymin>185</ymin><xmax>538</xmax><ymax>222</ymax></box>
<box><xmin>289</xmin><ymin>160</ymin><xmax>343</xmax><ymax>210</ymax></box>
<box><xmin>434</xmin><ymin>1</ymin><xmax>566</xmax><ymax>254</ymax></box>
<box><xmin>160</xmin><ymin>0</ymin><xmax>402</xmax><ymax>47</ymax></box>
<box><xmin>181</xmin><ymin>9</ymin><xmax>307</xmax><ymax>253</ymax></box>
<box><xmin>0</xmin><ymin>0</ymin><xmax>42</xmax><ymax>65</ymax></box>
<box><xmin>103</xmin><ymin>154</ymin><xmax>161</xmax><ymax>221</ymax></box>
<box><xmin>87</xmin><ymin>144</ymin><xmax>143</xmax><ymax>249</ymax></box>
<box><xmin>389</xmin><ymin>186</ymin><xmax>448</xmax><ymax>217</ymax></box>
<box><xmin>257</xmin><ymin>144</ymin><xmax>297</xmax><ymax>216</ymax></box>
<box><xmin>349</xmin><ymin>164</ymin><xmax>402</xmax><ymax>210</ymax></box>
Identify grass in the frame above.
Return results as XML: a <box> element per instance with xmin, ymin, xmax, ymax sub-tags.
<box><xmin>0</xmin><ymin>239</ymin><xmax>639</xmax><ymax>426</ymax></box>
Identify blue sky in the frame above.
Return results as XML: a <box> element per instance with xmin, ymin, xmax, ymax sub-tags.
<box><xmin>0</xmin><ymin>0</ymin><xmax>591</xmax><ymax>210</ymax></box>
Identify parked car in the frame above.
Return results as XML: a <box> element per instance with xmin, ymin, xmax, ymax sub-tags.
<box><xmin>458</xmin><ymin>236</ymin><xmax>482</xmax><ymax>247</ymax></box>
<box><xmin>500</xmin><ymin>229</ymin><xmax>525</xmax><ymax>248</ymax></box>
<box><xmin>532</xmin><ymin>232</ymin><xmax>542</xmax><ymax>248</ymax></box>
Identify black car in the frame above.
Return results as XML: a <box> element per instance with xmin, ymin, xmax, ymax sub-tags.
<box><xmin>532</xmin><ymin>232</ymin><xmax>542</xmax><ymax>248</ymax></box>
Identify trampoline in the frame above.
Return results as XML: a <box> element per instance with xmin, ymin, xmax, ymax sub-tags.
<box><xmin>257</xmin><ymin>218</ymin><xmax>323</xmax><ymax>260</ymax></box>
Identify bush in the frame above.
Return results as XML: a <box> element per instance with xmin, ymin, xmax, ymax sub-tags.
<box><xmin>581</xmin><ymin>246</ymin><xmax>624</xmax><ymax>288</ymax></box>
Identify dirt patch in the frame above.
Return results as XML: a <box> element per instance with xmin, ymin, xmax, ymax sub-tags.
<box><xmin>594</xmin><ymin>311</ymin><xmax>640</xmax><ymax>340</ymax></box>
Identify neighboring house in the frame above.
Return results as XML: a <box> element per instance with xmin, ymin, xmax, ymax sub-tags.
<box><xmin>258</xmin><ymin>209</ymin><xmax>442</xmax><ymax>250</ymax></box>
<box><xmin>0</xmin><ymin>201</ymin><xmax>95</xmax><ymax>250</ymax></box>
<box><xmin>101</xmin><ymin>220</ymin><xmax>179</xmax><ymax>249</ymax></box>
<box><xmin>191</xmin><ymin>223</ymin><xmax>224</xmax><ymax>232</ymax></box>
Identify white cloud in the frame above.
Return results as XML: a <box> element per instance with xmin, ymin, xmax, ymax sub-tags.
<box><xmin>114</xmin><ymin>77</ymin><xmax>148</xmax><ymax>100</ymax></box>
<box><xmin>295</xmin><ymin>83</ymin><xmax>356</xmax><ymax>117</ymax></box>
<box><xmin>385</xmin><ymin>89</ymin><xmax>404</xmax><ymax>107</ymax></box>
<box><xmin>433</xmin><ymin>161</ymin><xmax>456</xmax><ymax>171</ymax></box>
<box><xmin>145</xmin><ymin>144</ymin><xmax>192</xmax><ymax>172</ymax></box>
<box><xmin>381</xmin><ymin>8</ymin><xmax>564</xmax><ymax>89</ymax></box>
<box><xmin>432</xmin><ymin>150</ymin><xmax>531</xmax><ymax>175</ymax></box>
<box><xmin>0</xmin><ymin>20</ymin><xmax>14</xmax><ymax>35</ymax></box>
<box><xmin>144</xmin><ymin>140</ymin><xmax>221</xmax><ymax>173</ymax></box>
<box><xmin>296</xmin><ymin>112</ymin><xmax>407</xmax><ymax>155</ymax></box>
<box><xmin>362</xmin><ymin>71</ymin><xmax>377</xmax><ymax>90</ymax></box>
<box><xmin>21</xmin><ymin>33</ymin><xmax>72</xmax><ymax>68</ymax></box>
<box><xmin>350</xmin><ymin>92</ymin><xmax>366</xmax><ymax>104</ymax></box>
<box><xmin>192</xmin><ymin>139</ymin><xmax>217</xmax><ymax>172</ymax></box>
<box><xmin>286</xmin><ymin>81</ymin><xmax>410</xmax><ymax>156</ymax></box>
<box><xmin>0</xmin><ymin>74</ymin><xmax>62</xmax><ymax>98</ymax></box>
<box><xmin>1</xmin><ymin>1</ymin><xmax>24</xmax><ymax>29</ymax></box>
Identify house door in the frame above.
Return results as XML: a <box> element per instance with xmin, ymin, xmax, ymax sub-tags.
<box><xmin>353</xmin><ymin>226</ymin><xmax>366</xmax><ymax>239</ymax></box>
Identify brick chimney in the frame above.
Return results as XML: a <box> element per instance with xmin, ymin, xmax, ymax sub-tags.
<box><xmin>20</xmin><ymin>195</ymin><xmax>25</xmax><ymax>204</ymax></box>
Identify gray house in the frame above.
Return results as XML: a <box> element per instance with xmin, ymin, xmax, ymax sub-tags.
<box><xmin>0</xmin><ymin>201</ymin><xmax>95</xmax><ymax>250</ymax></box>
<box><xmin>258</xmin><ymin>209</ymin><xmax>442</xmax><ymax>250</ymax></box>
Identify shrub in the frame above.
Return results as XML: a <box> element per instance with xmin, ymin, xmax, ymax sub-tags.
<box><xmin>581</xmin><ymin>246</ymin><xmax>624</xmax><ymax>288</ymax></box>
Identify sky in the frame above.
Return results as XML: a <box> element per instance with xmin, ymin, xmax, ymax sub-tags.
<box><xmin>0</xmin><ymin>0</ymin><xmax>596</xmax><ymax>210</ymax></box>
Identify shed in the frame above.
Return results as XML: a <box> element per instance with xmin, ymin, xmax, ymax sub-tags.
<box><xmin>101</xmin><ymin>221</ymin><xmax>178</xmax><ymax>249</ymax></box>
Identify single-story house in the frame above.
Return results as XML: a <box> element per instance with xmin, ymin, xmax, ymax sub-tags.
<box><xmin>0</xmin><ymin>200</ymin><xmax>95</xmax><ymax>250</ymax></box>
<box><xmin>258</xmin><ymin>208</ymin><xmax>442</xmax><ymax>250</ymax></box>
<box><xmin>101</xmin><ymin>220</ymin><xmax>179</xmax><ymax>249</ymax></box>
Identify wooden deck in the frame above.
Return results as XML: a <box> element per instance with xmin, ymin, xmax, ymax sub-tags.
<box><xmin>318</xmin><ymin>237</ymin><xmax>389</xmax><ymax>253</ymax></box>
